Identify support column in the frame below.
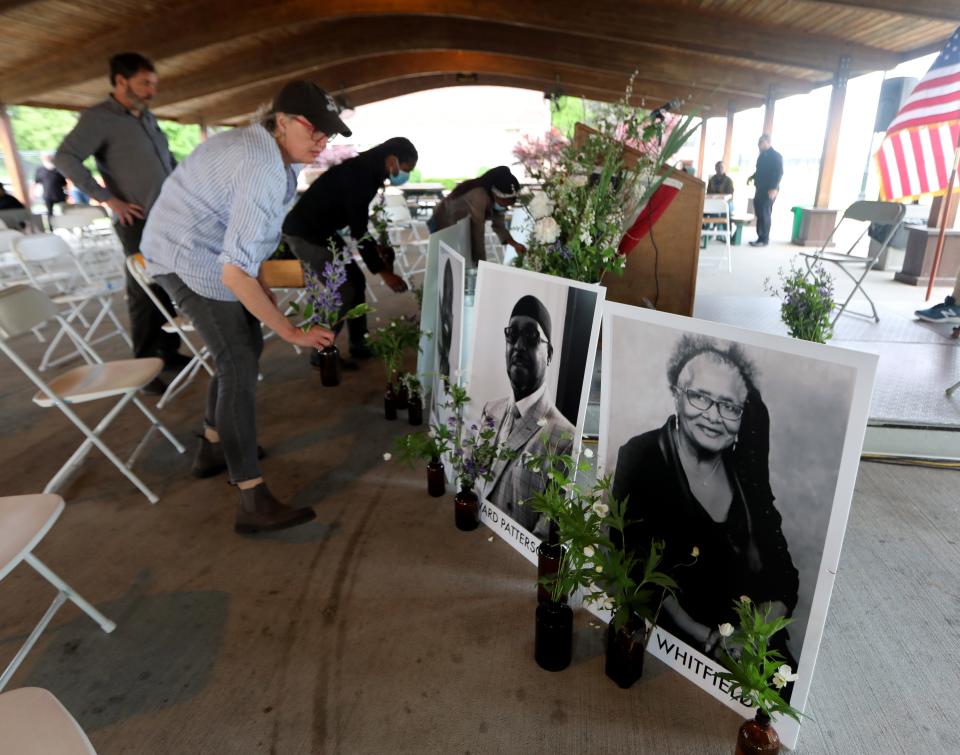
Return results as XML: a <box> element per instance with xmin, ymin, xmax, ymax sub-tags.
<box><xmin>762</xmin><ymin>88</ymin><xmax>776</xmax><ymax>138</ymax></box>
<box><xmin>814</xmin><ymin>56</ymin><xmax>850</xmax><ymax>209</ymax></box>
<box><xmin>0</xmin><ymin>104</ymin><xmax>29</xmax><ymax>205</ymax></box>
<box><xmin>199</xmin><ymin>119</ymin><xmax>209</xmax><ymax>142</ymax></box>
<box><xmin>722</xmin><ymin>107</ymin><xmax>735</xmax><ymax>168</ymax></box>
<box><xmin>696</xmin><ymin>119</ymin><xmax>707</xmax><ymax>178</ymax></box>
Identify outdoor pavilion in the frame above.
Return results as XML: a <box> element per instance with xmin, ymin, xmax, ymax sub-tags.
<box><xmin>0</xmin><ymin>2</ymin><xmax>959</xmax><ymax>753</ymax></box>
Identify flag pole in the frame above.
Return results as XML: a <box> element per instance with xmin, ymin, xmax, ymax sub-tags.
<box><xmin>925</xmin><ymin>130</ymin><xmax>960</xmax><ymax>301</ymax></box>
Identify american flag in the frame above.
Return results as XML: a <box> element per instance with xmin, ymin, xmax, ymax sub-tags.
<box><xmin>876</xmin><ymin>27</ymin><xmax>960</xmax><ymax>202</ymax></box>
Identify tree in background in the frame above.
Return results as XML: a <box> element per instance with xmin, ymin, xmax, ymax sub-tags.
<box><xmin>3</xmin><ymin>106</ymin><xmax>201</xmax><ymax>181</ymax></box>
<box><xmin>157</xmin><ymin>121</ymin><xmax>201</xmax><ymax>163</ymax></box>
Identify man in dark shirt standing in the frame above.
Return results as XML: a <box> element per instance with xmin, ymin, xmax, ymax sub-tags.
<box><xmin>55</xmin><ymin>52</ymin><xmax>183</xmax><ymax>381</ymax></box>
<box><xmin>747</xmin><ymin>135</ymin><xmax>783</xmax><ymax>247</ymax></box>
<box><xmin>283</xmin><ymin>137</ymin><xmax>414</xmax><ymax>363</ymax></box>
<box><xmin>33</xmin><ymin>154</ymin><xmax>67</xmax><ymax>222</ymax></box>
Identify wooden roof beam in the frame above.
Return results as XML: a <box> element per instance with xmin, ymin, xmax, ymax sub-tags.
<box><xmin>152</xmin><ymin>18</ymin><xmax>814</xmax><ymax>110</ymax></box>
<box><xmin>180</xmin><ymin>52</ymin><xmax>762</xmax><ymax>123</ymax></box>
<box><xmin>800</xmin><ymin>0</ymin><xmax>960</xmax><ymax>23</ymax></box>
<box><xmin>0</xmin><ymin>1</ymin><xmax>902</xmax><ymax>102</ymax></box>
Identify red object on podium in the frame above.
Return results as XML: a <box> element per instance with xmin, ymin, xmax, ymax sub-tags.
<box><xmin>618</xmin><ymin>177</ymin><xmax>683</xmax><ymax>255</ymax></box>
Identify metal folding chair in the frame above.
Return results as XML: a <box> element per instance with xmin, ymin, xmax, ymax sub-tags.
<box><xmin>800</xmin><ymin>200</ymin><xmax>905</xmax><ymax>324</ymax></box>
<box><xmin>0</xmin><ymin>493</ymin><xmax>116</xmax><ymax>693</ymax></box>
<box><xmin>700</xmin><ymin>197</ymin><xmax>733</xmax><ymax>273</ymax></box>
<box><xmin>0</xmin><ymin>285</ymin><xmax>185</xmax><ymax>504</ymax></box>
<box><xmin>126</xmin><ymin>255</ymin><xmax>214</xmax><ymax>409</ymax></box>
<box><xmin>12</xmin><ymin>233</ymin><xmax>130</xmax><ymax>370</ymax></box>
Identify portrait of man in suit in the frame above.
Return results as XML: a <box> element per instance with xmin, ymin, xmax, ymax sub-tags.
<box><xmin>480</xmin><ymin>294</ymin><xmax>575</xmax><ymax>532</ymax></box>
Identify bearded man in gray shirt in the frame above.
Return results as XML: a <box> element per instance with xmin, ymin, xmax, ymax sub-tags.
<box><xmin>55</xmin><ymin>52</ymin><xmax>184</xmax><ymax>383</ymax></box>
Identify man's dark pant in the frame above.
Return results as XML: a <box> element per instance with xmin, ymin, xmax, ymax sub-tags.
<box><xmin>285</xmin><ymin>234</ymin><xmax>369</xmax><ymax>348</ymax></box>
<box><xmin>156</xmin><ymin>273</ymin><xmax>263</xmax><ymax>483</ymax></box>
<box><xmin>754</xmin><ymin>191</ymin><xmax>775</xmax><ymax>244</ymax></box>
<box><xmin>114</xmin><ymin>218</ymin><xmax>181</xmax><ymax>360</ymax></box>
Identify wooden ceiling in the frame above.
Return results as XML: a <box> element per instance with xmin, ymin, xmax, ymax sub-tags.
<box><xmin>0</xmin><ymin>0</ymin><xmax>956</xmax><ymax>124</ymax></box>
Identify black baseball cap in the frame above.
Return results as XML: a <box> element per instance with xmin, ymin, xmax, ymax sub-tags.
<box><xmin>273</xmin><ymin>80</ymin><xmax>352</xmax><ymax>138</ymax></box>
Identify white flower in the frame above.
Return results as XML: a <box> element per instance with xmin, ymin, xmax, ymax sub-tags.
<box><xmin>568</xmin><ymin>174</ymin><xmax>588</xmax><ymax>188</ymax></box>
<box><xmin>718</xmin><ymin>623</ymin><xmax>734</xmax><ymax>638</ymax></box>
<box><xmin>739</xmin><ymin>595</ymin><xmax>752</xmax><ymax>604</ymax></box>
<box><xmin>691</xmin><ymin>545</ymin><xmax>700</xmax><ymax>558</ymax></box>
<box><xmin>533</xmin><ymin>216</ymin><xmax>560</xmax><ymax>244</ymax></box>
<box><xmin>591</xmin><ymin>502</ymin><xmax>609</xmax><ymax>517</ymax></box>
<box><xmin>536</xmin><ymin>418</ymin><xmax>548</xmax><ymax>428</ymax></box>
<box><xmin>583</xmin><ymin>447</ymin><xmax>594</xmax><ymax>459</ymax></box>
<box><xmin>595</xmin><ymin>565</ymin><xmax>603</xmax><ymax>573</ymax></box>
<box><xmin>583</xmin><ymin>545</ymin><xmax>595</xmax><ymax>558</ymax></box>
<box><xmin>382</xmin><ymin>453</ymin><xmax>392</xmax><ymax>461</ymax></box>
<box><xmin>528</xmin><ymin>191</ymin><xmax>555</xmax><ymax>220</ymax></box>
<box><xmin>602</xmin><ymin>596</ymin><xmax>615</xmax><ymax>611</ymax></box>
<box><xmin>579</xmin><ymin>226</ymin><xmax>592</xmax><ymax>245</ymax></box>
<box><xmin>772</xmin><ymin>665</ymin><xmax>798</xmax><ymax>689</ymax></box>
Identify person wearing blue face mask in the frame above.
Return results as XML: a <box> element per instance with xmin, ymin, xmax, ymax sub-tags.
<box><xmin>428</xmin><ymin>166</ymin><xmax>526</xmax><ymax>264</ymax></box>
<box><xmin>284</xmin><ymin>136</ymin><xmax>417</xmax><ymax>363</ymax></box>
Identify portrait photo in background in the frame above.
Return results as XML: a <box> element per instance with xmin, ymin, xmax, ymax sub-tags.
<box><xmin>467</xmin><ymin>262</ymin><xmax>604</xmax><ymax>562</ymax></box>
<box><xmin>430</xmin><ymin>242</ymin><xmax>466</xmax><ymax>433</ymax></box>
<box><xmin>416</xmin><ymin>216</ymin><xmax>471</xmax><ymax>402</ymax></box>
<box><xmin>597</xmin><ymin>303</ymin><xmax>877</xmax><ymax>750</ymax></box>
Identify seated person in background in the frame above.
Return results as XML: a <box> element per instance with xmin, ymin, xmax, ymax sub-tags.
<box><xmin>707</xmin><ymin>161</ymin><xmax>734</xmax><ymax>197</ymax></box>
<box><xmin>428</xmin><ymin>166</ymin><xmax>526</xmax><ymax>263</ymax></box>
<box><xmin>283</xmin><ymin>137</ymin><xmax>414</xmax><ymax>363</ymax></box>
<box><xmin>480</xmin><ymin>295</ymin><xmax>574</xmax><ymax>533</ymax></box>
<box><xmin>0</xmin><ymin>184</ymin><xmax>25</xmax><ymax>211</ymax></box>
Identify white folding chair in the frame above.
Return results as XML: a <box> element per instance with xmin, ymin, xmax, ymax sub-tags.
<box><xmin>126</xmin><ymin>255</ymin><xmax>214</xmax><ymax>408</ymax></box>
<box><xmin>700</xmin><ymin>197</ymin><xmax>733</xmax><ymax>273</ymax></box>
<box><xmin>0</xmin><ymin>285</ymin><xmax>186</xmax><ymax>504</ymax></box>
<box><xmin>12</xmin><ymin>234</ymin><xmax>130</xmax><ymax>371</ymax></box>
<box><xmin>800</xmin><ymin>200</ymin><xmax>906</xmax><ymax>324</ymax></box>
<box><xmin>0</xmin><ymin>494</ymin><xmax>115</xmax><ymax>693</ymax></box>
<box><xmin>0</xmin><ymin>687</ymin><xmax>98</xmax><ymax>753</ymax></box>
<box><xmin>51</xmin><ymin>207</ymin><xmax>123</xmax><ymax>283</ymax></box>
<box><xmin>0</xmin><ymin>229</ymin><xmax>31</xmax><ymax>288</ymax></box>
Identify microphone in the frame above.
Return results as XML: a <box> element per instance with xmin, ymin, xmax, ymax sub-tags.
<box><xmin>649</xmin><ymin>98</ymin><xmax>684</xmax><ymax>121</ymax></box>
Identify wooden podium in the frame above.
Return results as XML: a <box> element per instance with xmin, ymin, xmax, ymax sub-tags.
<box><xmin>572</xmin><ymin>123</ymin><xmax>705</xmax><ymax>317</ymax></box>
<box><xmin>602</xmin><ymin>166</ymin><xmax>705</xmax><ymax>316</ymax></box>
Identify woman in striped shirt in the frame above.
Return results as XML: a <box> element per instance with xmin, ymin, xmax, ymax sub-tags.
<box><xmin>143</xmin><ymin>81</ymin><xmax>352</xmax><ymax>534</ymax></box>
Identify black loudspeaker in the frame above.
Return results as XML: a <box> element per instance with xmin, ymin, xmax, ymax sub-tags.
<box><xmin>874</xmin><ymin>76</ymin><xmax>919</xmax><ymax>133</ymax></box>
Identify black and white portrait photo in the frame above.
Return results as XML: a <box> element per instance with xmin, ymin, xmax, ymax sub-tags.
<box><xmin>598</xmin><ymin>302</ymin><xmax>877</xmax><ymax>748</ymax></box>
<box><xmin>430</xmin><ymin>243</ymin><xmax>465</xmax><ymax>427</ymax></box>
<box><xmin>467</xmin><ymin>263</ymin><xmax>604</xmax><ymax>553</ymax></box>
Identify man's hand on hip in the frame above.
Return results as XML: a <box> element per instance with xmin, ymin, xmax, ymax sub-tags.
<box><xmin>106</xmin><ymin>197</ymin><xmax>145</xmax><ymax>225</ymax></box>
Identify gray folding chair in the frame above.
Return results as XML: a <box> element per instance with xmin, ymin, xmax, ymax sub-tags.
<box><xmin>800</xmin><ymin>200</ymin><xmax>905</xmax><ymax>324</ymax></box>
<box><xmin>0</xmin><ymin>285</ymin><xmax>185</xmax><ymax>504</ymax></box>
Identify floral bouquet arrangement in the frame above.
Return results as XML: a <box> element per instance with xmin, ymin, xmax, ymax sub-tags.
<box><xmin>366</xmin><ymin>315</ymin><xmax>423</xmax><ymax>384</ymax></box>
<box><xmin>395</xmin><ymin>384</ymin><xmax>512</xmax><ymax>487</ymax></box>
<box><xmin>291</xmin><ymin>239</ymin><xmax>371</xmax><ymax>334</ymax></box>
<box><xmin>522</xmin><ymin>441</ymin><xmax>610</xmax><ymax>603</ymax></box>
<box><xmin>588</xmin><ymin>494</ymin><xmax>682</xmax><ymax>636</ymax></box>
<box><xmin>765</xmin><ymin>262</ymin><xmax>836</xmax><ymax>344</ymax></box>
<box><xmin>512</xmin><ymin>127</ymin><xmax>570</xmax><ymax>183</ymax></box>
<box><xmin>519</xmin><ymin>74</ymin><xmax>700</xmax><ymax>283</ymax></box>
<box><xmin>715</xmin><ymin>596</ymin><xmax>803</xmax><ymax>722</ymax></box>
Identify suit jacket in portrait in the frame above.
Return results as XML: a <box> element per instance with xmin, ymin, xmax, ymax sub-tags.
<box><xmin>480</xmin><ymin>393</ymin><xmax>575</xmax><ymax>532</ymax></box>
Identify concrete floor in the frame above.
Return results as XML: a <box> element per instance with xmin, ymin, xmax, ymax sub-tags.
<box><xmin>1</xmin><ymin>263</ymin><xmax>959</xmax><ymax>753</ymax></box>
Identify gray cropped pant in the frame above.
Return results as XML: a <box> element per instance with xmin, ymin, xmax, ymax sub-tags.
<box><xmin>156</xmin><ymin>273</ymin><xmax>263</xmax><ymax>482</ymax></box>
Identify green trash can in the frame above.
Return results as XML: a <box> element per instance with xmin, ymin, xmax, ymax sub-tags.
<box><xmin>790</xmin><ymin>206</ymin><xmax>804</xmax><ymax>243</ymax></box>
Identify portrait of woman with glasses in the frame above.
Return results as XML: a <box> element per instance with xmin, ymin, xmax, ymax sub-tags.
<box><xmin>611</xmin><ymin>334</ymin><xmax>799</xmax><ymax>668</ymax></box>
